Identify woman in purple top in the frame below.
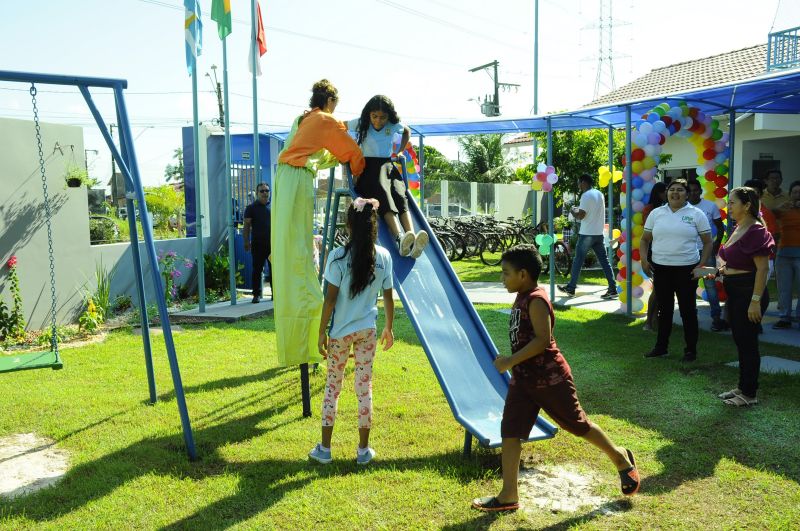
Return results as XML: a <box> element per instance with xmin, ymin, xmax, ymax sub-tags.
<box><xmin>700</xmin><ymin>187</ymin><xmax>775</xmax><ymax>407</ymax></box>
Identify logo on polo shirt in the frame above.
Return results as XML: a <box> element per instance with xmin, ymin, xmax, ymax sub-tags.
<box><xmin>681</xmin><ymin>215</ymin><xmax>695</xmax><ymax>225</ymax></box>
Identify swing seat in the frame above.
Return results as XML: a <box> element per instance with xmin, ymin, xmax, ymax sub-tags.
<box><xmin>0</xmin><ymin>351</ymin><xmax>63</xmax><ymax>374</ymax></box>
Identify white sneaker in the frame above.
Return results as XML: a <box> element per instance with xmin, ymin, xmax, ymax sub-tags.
<box><xmin>399</xmin><ymin>231</ymin><xmax>415</xmax><ymax>257</ymax></box>
<box><xmin>410</xmin><ymin>230</ymin><xmax>429</xmax><ymax>259</ymax></box>
<box><xmin>356</xmin><ymin>446</ymin><xmax>376</xmax><ymax>465</ymax></box>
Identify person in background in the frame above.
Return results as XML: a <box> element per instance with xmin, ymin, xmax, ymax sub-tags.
<box><xmin>243</xmin><ymin>182</ymin><xmax>271</xmax><ymax>303</ymax></box>
<box><xmin>558</xmin><ymin>173</ymin><xmax>617</xmax><ymax>300</ymax></box>
<box><xmin>760</xmin><ymin>169</ymin><xmax>789</xmax><ymax>211</ymax></box>
<box><xmin>642</xmin><ymin>181</ymin><xmax>667</xmax><ymax>331</ymax></box>
<box><xmin>688</xmin><ymin>180</ymin><xmax>726</xmax><ymax>331</ymax></box>
<box><xmin>640</xmin><ymin>178</ymin><xmax>712</xmax><ymax>362</ymax></box>
<box><xmin>772</xmin><ymin>180</ymin><xmax>800</xmax><ymax>330</ymax></box>
<box><xmin>703</xmin><ymin>187</ymin><xmax>775</xmax><ymax>406</ymax></box>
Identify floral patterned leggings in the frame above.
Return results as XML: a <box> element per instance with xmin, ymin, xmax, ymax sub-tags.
<box><xmin>321</xmin><ymin>328</ymin><xmax>376</xmax><ymax>429</ymax></box>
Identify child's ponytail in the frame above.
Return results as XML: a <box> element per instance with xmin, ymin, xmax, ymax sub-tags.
<box><xmin>340</xmin><ymin>198</ymin><xmax>378</xmax><ymax>298</ymax></box>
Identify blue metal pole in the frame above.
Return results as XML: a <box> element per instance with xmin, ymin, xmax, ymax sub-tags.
<box><xmin>607</xmin><ymin>126</ymin><xmax>614</xmax><ymax>260</ymax></box>
<box><xmin>727</xmin><ymin>108</ymin><xmax>736</xmax><ymax>236</ymax></box>
<box><xmin>192</xmin><ymin>63</ymin><xmax>206</xmax><ymax>312</ymax></box>
<box><xmin>547</xmin><ymin>117</ymin><xmax>555</xmax><ymax>301</ymax></box>
<box><xmin>532</xmin><ymin>0</ymin><xmax>539</xmax><ymax>227</ymax></box>
<box><xmin>223</xmin><ymin>39</ymin><xmax>237</xmax><ymax>305</ymax></box>
<box><xmin>625</xmin><ymin>106</ymin><xmax>633</xmax><ymax>316</ymax></box>
<box><xmin>79</xmin><ymin>86</ymin><xmax>156</xmax><ymax>405</ymax></box>
<box><xmin>115</xmin><ymin>85</ymin><xmax>198</xmax><ymax>460</ymax></box>
<box><xmin>418</xmin><ymin>135</ymin><xmax>425</xmax><ymax>210</ymax></box>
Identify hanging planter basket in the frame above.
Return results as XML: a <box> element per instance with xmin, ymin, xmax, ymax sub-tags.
<box><xmin>64</xmin><ymin>164</ymin><xmax>89</xmax><ymax>188</ymax></box>
<box><xmin>66</xmin><ymin>177</ymin><xmax>83</xmax><ymax>188</ymax></box>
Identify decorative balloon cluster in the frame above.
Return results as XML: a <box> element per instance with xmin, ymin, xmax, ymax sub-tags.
<box><xmin>598</xmin><ymin>165</ymin><xmax>623</xmax><ymax>188</ymax></box>
<box><xmin>531</xmin><ymin>162</ymin><xmax>559</xmax><ymax>192</ymax></box>
<box><xmin>392</xmin><ymin>136</ymin><xmax>421</xmax><ymax>200</ymax></box>
<box><xmin>618</xmin><ymin>102</ymin><xmax>730</xmax><ymax>313</ymax></box>
<box><xmin>535</xmin><ymin>233</ymin><xmax>554</xmax><ymax>256</ymax></box>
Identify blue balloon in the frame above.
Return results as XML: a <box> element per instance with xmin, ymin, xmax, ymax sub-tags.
<box><xmin>642</xmin><ymin>193</ymin><xmax>650</xmax><ymax>204</ymax></box>
<box><xmin>632</xmin><ymin>176</ymin><xmax>643</xmax><ymax>188</ymax></box>
<box><xmin>647</xmin><ymin>113</ymin><xmax>659</xmax><ymax>123</ymax></box>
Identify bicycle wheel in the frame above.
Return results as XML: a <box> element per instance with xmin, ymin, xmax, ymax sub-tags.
<box><xmin>479</xmin><ymin>235</ymin><xmax>505</xmax><ymax>266</ymax></box>
<box><xmin>552</xmin><ymin>241</ymin><xmax>572</xmax><ymax>276</ymax></box>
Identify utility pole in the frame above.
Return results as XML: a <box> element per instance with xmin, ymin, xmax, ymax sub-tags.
<box><xmin>110</xmin><ymin>124</ymin><xmax>116</xmax><ymax>177</ymax></box>
<box><xmin>469</xmin><ymin>60</ymin><xmax>520</xmax><ymax>117</ymax></box>
<box><xmin>206</xmin><ymin>65</ymin><xmax>225</xmax><ymax>127</ymax></box>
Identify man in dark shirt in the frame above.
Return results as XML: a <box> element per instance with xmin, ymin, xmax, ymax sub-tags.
<box><xmin>243</xmin><ymin>182</ymin><xmax>272</xmax><ymax>303</ymax></box>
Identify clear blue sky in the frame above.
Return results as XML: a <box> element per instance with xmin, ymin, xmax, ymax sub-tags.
<box><xmin>2</xmin><ymin>0</ymin><xmax>797</xmax><ymax>187</ymax></box>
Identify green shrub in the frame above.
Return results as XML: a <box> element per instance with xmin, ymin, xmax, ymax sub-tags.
<box><xmin>112</xmin><ymin>294</ymin><xmax>133</xmax><ymax>314</ymax></box>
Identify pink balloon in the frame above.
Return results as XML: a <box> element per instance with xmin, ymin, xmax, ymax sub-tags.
<box><xmin>545</xmin><ymin>165</ymin><xmax>556</xmax><ymax>175</ymax></box>
<box><xmin>542</xmin><ymin>181</ymin><xmax>553</xmax><ymax>192</ymax></box>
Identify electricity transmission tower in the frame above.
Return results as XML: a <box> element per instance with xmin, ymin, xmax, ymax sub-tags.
<box><xmin>581</xmin><ymin>0</ymin><xmax>630</xmax><ymax>99</ymax></box>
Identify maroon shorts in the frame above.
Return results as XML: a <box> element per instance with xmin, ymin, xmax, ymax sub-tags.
<box><xmin>501</xmin><ymin>374</ymin><xmax>591</xmax><ymax>439</ymax></box>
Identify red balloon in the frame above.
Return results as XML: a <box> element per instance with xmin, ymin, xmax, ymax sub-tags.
<box><xmin>715</xmin><ymin>175</ymin><xmax>729</xmax><ymax>187</ymax></box>
<box><xmin>720</xmin><ymin>209</ymin><xmax>727</xmax><ymax>220</ymax></box>
<box><xmin>689</xmin><ymin>107</ymin><xmax>699</xmax><ymax>118</ymax></box>
<box><xmin>714</xmin><ymin>186</ymin><xmax>727</xmax><ymax>198</ymax></box>
<box><xmin>703</xmin><ymin>138</ymin><xmax>715</xmax><ymax>150</ymax></box>
<box><xmin>662</xmin><ymin>116</ymin><xmax>673</xmax><ymax>126</ymax></box>
<box><xmin>621</xmin><ymin>155</ymin><xmax>627</xmax><ymax>167</ymax></box>
<box><xmin>617</xmin><ymin>248</ymin><xmax>624</xmax><ymax>259</ymax></box>
<box><xmin>621</xmin><ymin>182</ymin><xmax>627</xmax><ymax>193</ymax></box>
<box><xmin>695</xmin><ymin>123</ymin><xmax>706</xmax><ymax>135</ymax></box>
<box><xmin>631</xmin><ymin>148</ymin><xmax>645</xmax><ymax>162</ymax></box>
<box><xmin>703</xmin><ymin>149</ymin><xmax>716</xmax><ymax>160</ymax></box>
<box><xmin>673</xmin><ymin>121</ymin><xmax>682</xmax><ymax>132</ymax></box>
<box><xmin>705</xmin><ymin>170</ymin><xmax>718</xmax><ymax>180</ymax></box>
<box><xmin>658</xmin><ymin>134</ymin><xmax>666</xmax><ymax>145</ymax></box>
<box><xmin>619</xmin><ymin>266</ymin><xmax>627</xmax><ymax>279</ymax></box>
<box><xmin>632</xmin><ymin>249</ymin><xmax>641</xmax><ymax>261</ymax></box>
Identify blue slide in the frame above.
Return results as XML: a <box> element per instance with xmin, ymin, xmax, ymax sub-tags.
<box><xmin>377</xmin><ymin>194</ymin><xmax>558</xmax><ymax>454</ymax></box>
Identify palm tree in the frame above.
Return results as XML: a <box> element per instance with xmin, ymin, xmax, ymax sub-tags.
<box><xmin>457</xmin><ymin>134</ymin><xmax>513</xmax><ymax>183</ymax></box>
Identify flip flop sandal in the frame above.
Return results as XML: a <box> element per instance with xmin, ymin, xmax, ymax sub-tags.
<box><xmin>471</xmin><ymin>496</ymin><xmax>519</xmax><ymax>512</ymax></box>
<box><xmin>718</xmin><ymin>388</ymin><xmax>742</xmax><ymax>400</ymax></box>
<box><xmin>723</xmin><ymin>393</ymin><xmax>758</xmax><ymax>407</ymax></box>
<box><xmin>619</xmin><ymin>449</ymin><xmax>641</xmax><ymax>496</ymax></box>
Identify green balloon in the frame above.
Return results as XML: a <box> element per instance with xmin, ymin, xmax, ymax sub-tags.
<box><xmin>716</xmin><ymin>164</ymin><xmax>728</xmax><ymax>176</ymax></box>
<box><xmin>712</xmin><ymin>129</ymin><xmax>723</xmax><ymax>141</ymax></box>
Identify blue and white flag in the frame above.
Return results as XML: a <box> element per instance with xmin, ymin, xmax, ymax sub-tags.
<box><xmin>184</xmin><ymin>0</ymin><xmax>203</xmax><ymax>75</ymax></box>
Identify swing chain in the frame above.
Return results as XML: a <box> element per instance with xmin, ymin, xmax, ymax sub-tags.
<box><xmin>30</xmin><ymin>83</ymin><xmax>60</xmax><ymax>355</ymax></box>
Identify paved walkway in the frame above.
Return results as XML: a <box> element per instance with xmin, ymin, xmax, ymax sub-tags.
<box><xmin>462</xmin><ymin>281</ymin><xmax>800</xmax><ymax>375</ymax></box>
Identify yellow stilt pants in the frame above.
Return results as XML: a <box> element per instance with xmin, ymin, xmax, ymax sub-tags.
<box><xmin>271</xmin><ymin>163</ymin><xmax>323</xmax><ymax>367</ymax></box>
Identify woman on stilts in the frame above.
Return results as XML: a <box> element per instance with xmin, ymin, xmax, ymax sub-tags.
<box><xmin>272</xmin><ymin>79</ymin><xmax>365</xmax><ymax>367</ymax></box>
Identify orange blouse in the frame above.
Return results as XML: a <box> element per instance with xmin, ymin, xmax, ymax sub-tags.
<box><xmin>278</xmin><ymin>109</ymin><xmax>365</xmax><ymax>176</ymax></box>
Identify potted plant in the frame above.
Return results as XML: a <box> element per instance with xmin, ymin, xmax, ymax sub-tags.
<box><xmin>65</xmin><ymin>165</ymin><xmax>91</xmax><ymax>188</ymax></box>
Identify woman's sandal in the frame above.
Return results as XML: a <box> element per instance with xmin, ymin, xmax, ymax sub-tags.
<box><xmin>471</xmin><ymin>496</ymin><xmax>519</xmax><ymax>512</ymax></box>
<box><xmin>723</xmin><ymin>393</ymin><xmax>758</xmax><ymax>407</ymax></box>
<box><xmin>619</xmin><ymin>449</ymin><xmax>641</xmax><ymax>496</ymax></box>
<box><xmin>718</xmin><ymin>388</ymin><xmax>742</xmax><ymax>400</ymax></box>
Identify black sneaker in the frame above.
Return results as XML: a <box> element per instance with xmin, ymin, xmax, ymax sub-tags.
<box><xmin>601</xmin><ymin>289</ymin><xmax>618</xmax><ymax>300</ymax></box>
<box><xmin>644</xmin><ymin>348</ymin><xmax>668</xmax><ymax>358</ymax></box>
<box><xmin>772</xmin><ymin>320</ymin><xmax>792</xmax><ymax>330</ymax></box>
<box><xmin>710</xmin><ymin>319</ymin><xmax>728</xmax><ymax>332</ymax></box>
<box><xmin>681</xmin><ymin>349</ymin><xmax>697</xmax><ymax>362</ymax></box>
<box><xmin>557</xmin><ymin>284</ymin><xmax>575</xmax><ymax>296</ymax></box>
<box><xmin>252</xmin><ymin>296</ymin><xmax>261</xmax><ymax>304</ymax></box>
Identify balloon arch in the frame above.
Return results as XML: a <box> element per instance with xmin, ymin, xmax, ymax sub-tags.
<box><xmin>618</xmin><ymin>102</ymin><xmax>731</xmax><ymax>313</ymax></box>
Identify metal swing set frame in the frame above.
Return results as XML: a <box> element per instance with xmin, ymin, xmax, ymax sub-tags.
<box><xmin>0</xmin><ymin>70</ymin><xmax>197</xmax><ymax>461</ymax></box>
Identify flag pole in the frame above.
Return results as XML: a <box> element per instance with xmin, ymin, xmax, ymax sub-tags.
<box><xmin>250</xmin><ymin>0</ymin><xmax>260</xmax><ymax>186</ymax></box>
<box><xmin>222</xmin><ymin>38</ymin><xmax>237</xmax><ymax>305</ymax></box>
<box><xmin>192</xmin><ymin>58</ymin><xmax>206</xmax><ymax>313</ymax></box>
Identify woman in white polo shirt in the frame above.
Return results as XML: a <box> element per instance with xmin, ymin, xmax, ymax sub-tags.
<box><xmin>639</xmin><ymin>178</ymin><xmax>713</xmax><ymax>361</ymax></box>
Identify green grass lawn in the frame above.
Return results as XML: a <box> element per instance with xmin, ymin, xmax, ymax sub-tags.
<box><xmin>1</xmin><ymin>307</ymin><xmax>799</xmax><ymax>529</ymax></box>
<box><xmin>452</xmin><ymin>254</ymin><xmax>610</xmax><ymax>286</ymax></box>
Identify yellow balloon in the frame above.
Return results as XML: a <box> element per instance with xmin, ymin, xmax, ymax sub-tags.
<box><xmin>599</xmin><ymin>175</ymin><xmax>610</xmax><ymax>188</ymax></box>
<box><xmin>703</xmin><ymin>192</ymin><xmax>715</xmax><ymax>201</ymax></box>
<box><xmin>632</xmin><ymin>212</ymin><xmax>643</xmax><ymax>225</ymax></box>
<box><xmin>612</xmin><ymin>228</ymin><xmax>621</xmax><ymax>239</ymax></box>
<box><xmin>643</xmin><ymin>157</ymin><xmax>656</xmax><ymax>170</ymax></box>
<box><xmin>619</xmin><ymin>291</ymin><xmax>627</xmax><ymax>304</ymax></box>
<box><xmin>531</xmin><ymin>180</ymin><xmax>543</xmax><ymax>191</ymax></box>
<box><xmin>632</xmin><ymin>236</ymin><xmax>641</xmax><ymax>248</ymax></box>
<box><xmin>704</xmin><ymin>181</ymin><xmax>716</xmax><ymax>192</ymax></box>
<box><xmin>632</xmin><ymin>273</ymin><xmax>643</xmax><ymax>286</ymax></box>
<box><xmin>633</xmin><ymin>225</ymin><xmax>644</xmax><ymax>237</ymax></box>
<box><xmin>613</xmin><ymin>170</ymin><xmax>624</xmax><ymax>182</ymax></box>
<box><xmin>632</xmin><ymin>161</ymin><xmax>643</xmax><ymax>174</ymax></box>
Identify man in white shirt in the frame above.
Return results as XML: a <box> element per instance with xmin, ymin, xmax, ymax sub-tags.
<box><xmin>688</xmin><ymin>180</ymin><xmax>726</xmax><ymax>331</ymax></box>
<box><xmin>558</xmin><ymin>173</ymin><xmax>617</xmax><ymax>299</ymax></box>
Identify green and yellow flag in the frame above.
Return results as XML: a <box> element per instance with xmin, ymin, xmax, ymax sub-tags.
<box><xmin>211</xmin><ymin>0</ymin><xmax>232</xmax><ymax>40</ymax></box>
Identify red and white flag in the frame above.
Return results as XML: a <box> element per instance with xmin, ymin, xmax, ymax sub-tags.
<box><xmin>248</xmin><ymin>1</ymin><xmax>267</xmax><ymax>75</ymax></box>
